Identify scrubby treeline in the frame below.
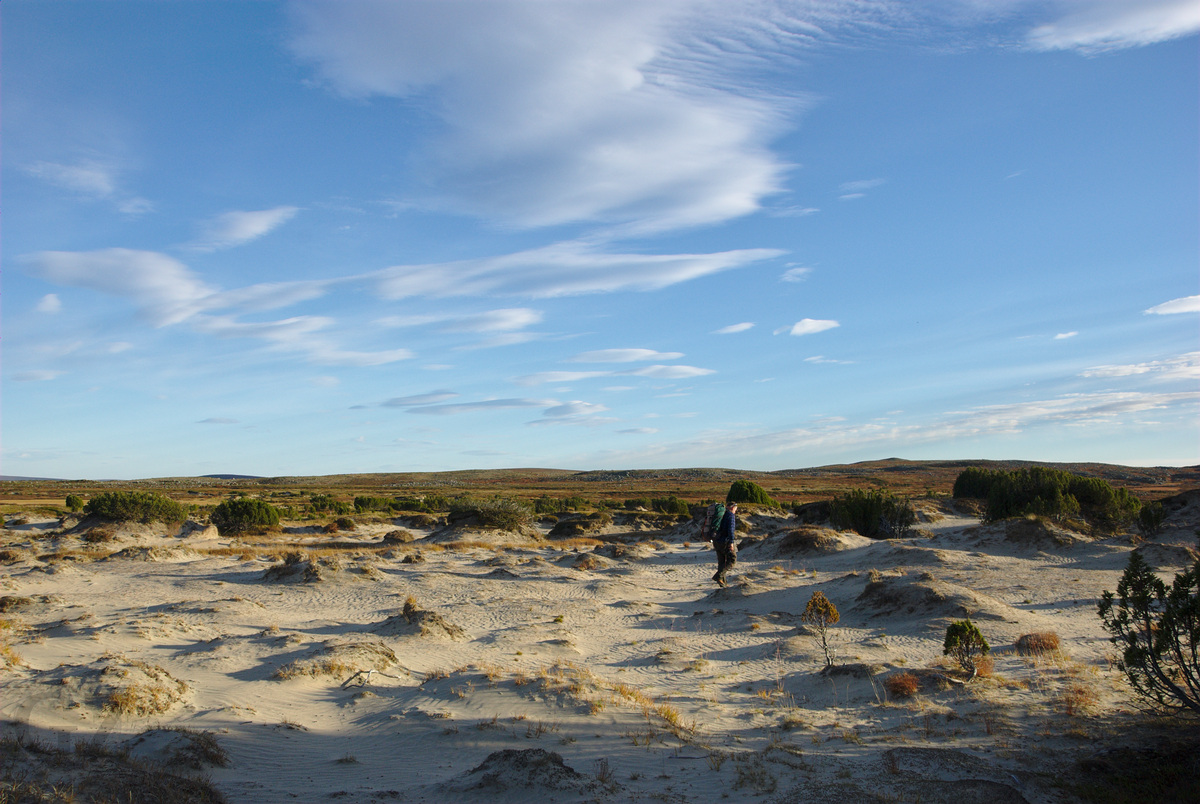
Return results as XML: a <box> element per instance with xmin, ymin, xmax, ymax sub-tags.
<box><xmin>953</xmin><ymin>466</ymin><xmax>1141</xmax><ymax>529</ymax></box>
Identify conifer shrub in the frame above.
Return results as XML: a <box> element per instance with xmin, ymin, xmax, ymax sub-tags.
<box><xmin>308</xmin><ymin>493</ymin><xmax>351</xmax><ymax>515</ymax></box>
<box><xmin>84</xmin><ymin>491</ymin><xmax>185</xmax><ymax>524</ymax></box>
<box><xmin>726</xmin><ymin>480</ymin><xmax>776</xmax><ymax>507</ymax></box>
<box><xmin>449</xmin><ymin>496</ymin><xmax>533</xmax><ymax>530</ymax></box>
<box><xmin>211</xmin><ymin>498</ymin><xmax>280</xmax><ymax>536</ymax></box>
<box><xmin>943</xmin><ymin>619</ymin><xmax>989</xmax><ymax>680</ymax></box>
<box><xmin>952</xmin><ymin>466</ymin><xmax>1140</xmax><ymax>529</ymax></box>
<box><xmin>64</xmin><ymin>494</ymin><xmax>84</xmax><ymax>513</ymax></box>
<box><xmin>830</xmin><ymin>489</ymin><xmax>915</xmax><ymax>539</ymax></box>
<box><xmin>354</xmin><ymin>496</ymin><xmax>395</xmax><ymax>514</ymax></box>
<box><xmin>1098</xmin><ymin>550</ymin><xmax>1200</xmax><ymax>715</ymax></box>
<box><xmin>801</xmin><ymin>591</ymin><xmax>840</xmax><ymax>668</ymax></box>
<box><xmin>651</xmin><ymin>496</ymin><xmax>690</xmax><ymax>516</ymax></box>
<box><xmin>1137</xmin><ymin>501</ymin><xmax>1166</xmax><ymax>537</ymax></box>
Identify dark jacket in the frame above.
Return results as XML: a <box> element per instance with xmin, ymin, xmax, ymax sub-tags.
<box><xmin>714</xmin><ymin>508</ymin><xmax>737</xmax><ymax>544</ymax></box>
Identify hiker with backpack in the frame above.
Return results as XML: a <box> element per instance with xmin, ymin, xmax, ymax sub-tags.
<box><xmin>705</xmin><ymin>502</ymin><xmax>738</xmax><ymax>587</ymax></box>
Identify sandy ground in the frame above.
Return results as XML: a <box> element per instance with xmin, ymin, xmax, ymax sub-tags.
<box><xmin>1</xmin><ymin>498</ymin><xmax>1198</xmax><ymax>803</ymax></box>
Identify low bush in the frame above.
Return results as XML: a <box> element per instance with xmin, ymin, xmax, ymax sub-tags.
<box><xmin>830</xmin><ymin>489</ymin><xmax>915</xmax><ymax>539</ymax></box>
<box><xmin>1015</xmin><ymin>632</ymin><xmax>1060</xmax><ymax>656</ymax></box>
<box><xmin>65</xmin><ymin>494</ymin><xmax>85</xmax><ymax>512</ymax></box>
<box><xmin>211</xmin><ymin>498</ymin><xmax>280</xmax><ymax>536</ymax></box>
<box><xmin>84</xmin><ymin>491</ymin><xmax>184</xmax><ymax>524</ymax></box>
<box><xmin>651</xmin><ymin>495</ymin><xmax>690</xmax><ymax>516</ymax></box>
<box><xmin>1137</xmin><ymin>501</ymin><xmax>1166</xmax><ymax>536</ymax></box>
<box><xmin>1098</xmin><ymin>550</ymin><xmax>1200</xmax><ymax>715</ymax></box>
<box><xmin>727</xmin><ymin>480</ymin><xmax>777</xmax><ymax>507</ymax></box>
<box><xmin>450</xmin><ymin>496</ymin><xmax>533</xmax><ymax>530</ymax></box>
<box><xmin>884</xmin><ymin>672</ymin><xmax>919</xmax><ymax>699</ymax></box>
<box><xmin>943</xmin><ymin>619</ymin><xmax>989</xmax><ymax>680</ymax></box>
<box><xmin>953</xmin><ymin>466</ymin><xmax>1141</xmax><ymax>530</ymax></box>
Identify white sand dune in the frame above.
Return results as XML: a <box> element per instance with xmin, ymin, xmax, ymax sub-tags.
<box><xmin>1</xmin><ymin>500</ymin><xmax>1197</xmax><ymax>802</ymax></box>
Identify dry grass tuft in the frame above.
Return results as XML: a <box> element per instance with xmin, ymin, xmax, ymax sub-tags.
<box><xmin>883</xmin><ymin>671</ymin><xmax>920</xmax><ymax>699</ymax></box>
<box><xmin>1015</xmin><ymin>631</ymin><xmax>1061</xmax><ymax>656</ymax></box>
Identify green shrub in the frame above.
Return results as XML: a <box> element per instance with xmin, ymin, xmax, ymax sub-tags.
<box><xmin>1137</xmin><ymin>501</ymin><xmax>1166</xmax><ymax>537</ymax></box>
<box><xmin>64</xmin><ymin>494</ymin><xmax>85</xmax><ymax>513</ymax></box>
<box><xmin>801</xmin><ymin>591</ymin><xmax>840</xmax><ymax>668</ymax></box>
<box><xmin>211</xmin><ymin>498</ymin><xmax>280</xmax><ymax>535</ymax></box>
<box><xmin>952</xmin><ymin>466</ymin><xmax>1140</xmax><ymax>529</ymax></box>
<box><xmin>354</xmin><ymin>496</ymin><xmax>395</xmax><ymax>514</ymax></box>
<box><xmin>308</xmin><ymin>493</ymin><xmax>350</xmax><ymax>515</ymax></box>
<box><xmin>449</xmin><ymin>496</ymin><xmax>532</xmax><ymax>530</ymax></box>
<box><xmin>1098</xmin><ymin>549</ymin><xmax>1200</xmax><ymax>715</ymax></box>
<box><xmin>726</xmin><ymin>480</ymin><xmax>776</xmax><ymax>507</ymax></box>
<box><xmin>624</xmin><ymin>498</ymin><xmax>652</xmax><ymax>511</ymax></box>
<box><xmin>943</xmin><ymin>619</ymin><xmax>989</xmax><ymax>680</ymax></box>
<box><xmin>534</xmin><ymin>495</ymin><xmax>590</xmax><ymax>514</ymax></box>
<box><xmin>830</xmin><ymin>489</ymin><xmax>914</xmax><ymax>539</ymax></box>
<box><xmin>84</xmin><ymin>491</ymin><xmax>184</xmax><ymax>524</ymax></box>
<box><xmin>651</xmin><ymin>496</ymin><xmax>690</xmax><ymax>516</ymax></box>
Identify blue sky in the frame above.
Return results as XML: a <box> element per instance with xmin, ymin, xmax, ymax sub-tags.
<box><xmin>4</xmin><ymin>0</ymin><xmax>1198</xmax><ymax>479</ymax></box>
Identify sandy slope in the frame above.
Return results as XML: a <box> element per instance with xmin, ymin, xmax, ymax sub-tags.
<box><xmin>1</xmin><ymin>501</ymin><xmax>1197</xmax><ymax>803</ymax></box>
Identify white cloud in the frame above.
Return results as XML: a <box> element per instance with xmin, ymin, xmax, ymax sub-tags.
<box><xmin>627</xmin><ymin>364</ymin><xmax>714</xmax><ymax>379</ymax></box>
<box><xmin>24</xmin><ymin>158</ymin><xmax>152</xmax><ymax>215</ymax></box>
<box><xmin>13</xmin><ymin>370</ymin><xmax>63</xmax><ymax>382</ymax></box>
<box><xmin>514</xmin><ymin>371</ymin><xmax>612</xmax><ymax>387</ymax></box>
<box><xmin>22</xmin><ymin>248</ymin><xmax>216</xmax><ymax>326</ymax></box>
<box><xmin>620</xmin><ymin>427</ymin><xmax>660</xmax><ymax>435</ymax></box>
<box><xmin>714</xmin><ymin>322</ymin><xmax>754</xmax><ymax>334</ymax></box>
<box><xmin>190</xmin><ymin>207</ymin><xmax>300</xmax><ymax>251</ymax></box>
<box><xmin>35</xmin><ymin>294</ymin><xmax>62</xmax><ymax>314</ymax></box>
<box><xmin>569</xmin><ymin>348</ymin><xmax>683</xmax><ymax>363</ymax></box>
<box><xmin>784</xmin><ymin>318</ymin><xmax>840</xmax><ymax>336</ymax></box>
<box><xmin>373</xmin><ymin>242</ymin><xmax>783</xmax><ymax>299</ymax></box>
<box><xmin>405</xmin><ymin>398</ymin><xmax>553</xmax><ymax>415</ymax></box>
<box><xmin>1027</xmin><ymin>0</ymin><xmax>1200</xmax><ymax>52</ymax></box>
<box><xmin>543</xmin><ymin>401</ymin><xmax>610</xmax><ymax>418</ymax></box>
<box><xmin>383</xmin><ymin>390</ymin><xmax>460</xmax><ymax>407</ymax></box>
<box><xmin>1054</xmin><ymin>331</ymin><xmax>1078</xmax><ymax>340</ymax></box>
<box><xmin>1080</xmin><ymin>352</ymin><xmax>1200</xmax><ymax>381</ymax></box>
<box><xmin>286</xmin><ymin>0</ymin><xmax>812</xmax><ymax>233</ymax></box>
<box><xmin>1146</xmin><ymin>295</ymin><xmax>1200</xmax><ymax>315</ymax></box>
<box><xmin>780</xmin><ymin>266</ymin><xmax>812</xmax><ymax>282</ymax></box>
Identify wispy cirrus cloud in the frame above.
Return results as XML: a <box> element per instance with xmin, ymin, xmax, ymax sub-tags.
<box><xmin>568</xmin><ymin>348</ymin><xmax>683</xmax><ymax>363</ymax></box>
<box><xmin>189</xmin><ymin>207</ymin><xmax>301</xmax><ymax>251</ymax></box>
<box><xmin>1145</xmin><ymin>295</ymin><xmax>1200</xmax><ymax>315</ymax></box>
<box><xmin>514</xmin><ymin>364</ymin><xmax>713</xmax><ymax>386</ymax></box>
<box><xmin>24</xmin><ymin>158</ymin><xmax>152</xmax><ymax>215</ymax></box>
<box><xmin>373</xmin><ymin>242</ymin><xmax>783</xmax><ymax>299</ymax></box>
<box><xmin>35</xmin><ymin>294</ymin><xmax>62</xmax><ymax>314</ymax></box>
<box><xmin>777</xmin><ymin>318</ymin><xmax>840</xmax><ymax>336</ymax></box>
<box><xmin>714</xmin><ymin>322</ymin><xmax>754</xmax><ymax>334</ymax></box>
<box><xmin>287</xmin><ymin>0</ymin><xmax>806</xmax><ymax>233</ymax></box>
<box><xmin>1079</xmin><ymin>352</ymin><xmax>1200</xmax><ymax>381</ymax></box>
<box><xmin>1025</xmin><ymin>0</ymin><xmax>1200</xmax><ymax>53</ymax></box>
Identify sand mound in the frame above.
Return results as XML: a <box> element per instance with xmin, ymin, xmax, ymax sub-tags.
<box><xmin>547</xmin><ymin>512</ymin><xmax>613</xmax><ymax>538</ymax></box>
<box><xmin>369</xmin><ymin>600</ymin><xmax>466</xmax><ymax>639</ymax></box>
<box><xmin>1003</xmin><ymin>517</ymin><xmax>1088</xmax><ymax>550</ymax></box>
<box><xmin>1134</xmin><ymin>540</ymin><xmax>1198</xmax><ymax>569</ymax></box>
<box><xmin>178</xmin><ymin>520</ymin><xmax>218</xmax><ymax>539</ymax></box>
<box><xmin>437</xmin><ymin>748</ymin><xmax>601</xmax><ymax>798</ymax></box>
<box><xmin>855</xmin><ymin>571</ymin><xmax>1021</xmax><ymax>622</ymax></box>
<box><xmin>104</xmin><ymin>546</ymin><xmax>195</xmax><ymax>562</ymax></box>
<box><xmin>122</xmin><ymin>727</ymin><xmax>228</xmax><ymax>770</ymax></box>
<box><xmin>747</xmin><ymin>526</ymin><xmax>870</xmax><ymax>558</ymax></box>
<box><xmin>32</xmin><ymin>654</ymin><xmax>190</xmax><ymax>716</ymax></box>
<box><xmin>274</xmin><ymin>638</ymin><xmax>398</xmax><ymax>680</ymax></box>
<box><xmin>261</xmin><ymin>551</ymin><xmax>370</xmax><ymax>583</ymax></box>
<box><xmin>426</xmin><ymin>522</ymin><xmax>540</xmax><ymax>546</ymax></box>
<box><xmin>382</xmin><ymin>528</ymin><xmax>417</xmax><ymax>544</ymax></box>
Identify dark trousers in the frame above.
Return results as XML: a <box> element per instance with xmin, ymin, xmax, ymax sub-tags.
<box><xmin>714</xmin><ymin>542</ymin><xmax>736</xmax><ymax>580</ymax></box>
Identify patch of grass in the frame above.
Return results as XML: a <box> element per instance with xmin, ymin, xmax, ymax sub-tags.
<box><xmin>1015</xmin><ymin>631</ymin><xmax>1061</xmax><ymax>657</ymax></box>
<box><xmin>884</xmin><ymin>672</ymin><xmax>920</xmax><ymax>699</ymax></box>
